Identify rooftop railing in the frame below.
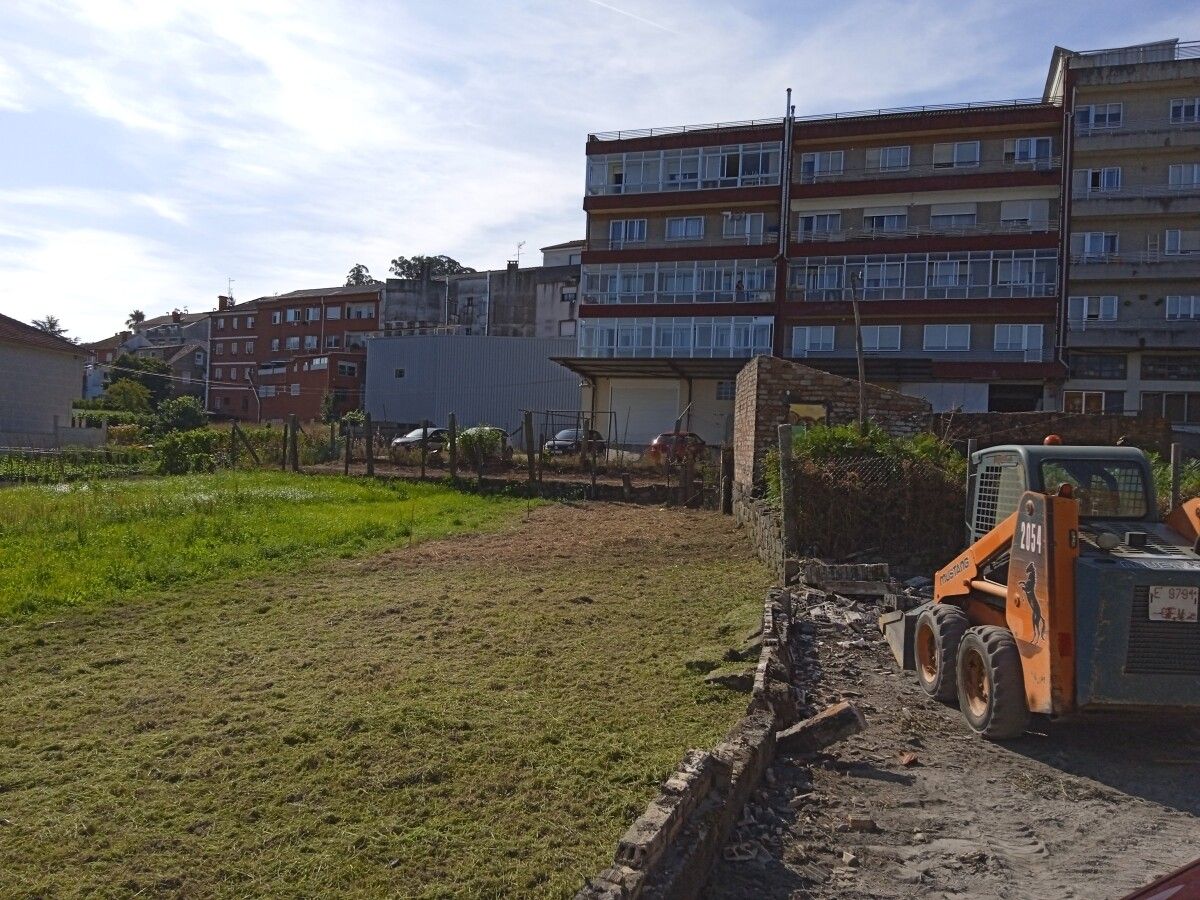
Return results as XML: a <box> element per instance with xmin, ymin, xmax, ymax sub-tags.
<box><xmin>1070</xmin><ymin>40</ymin><xmax>1200</xmax><ymax>64</ymax></box>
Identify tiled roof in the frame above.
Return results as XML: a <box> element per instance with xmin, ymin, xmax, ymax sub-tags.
<box><xmin>267</xmin><ymin>284</ymin><xmax>383</xmax><ymax>301</ymax></box>
<box><xmin>0</xmin><ymin>312</ymin><xmax>83</xmax><ymax>355</ymax></box>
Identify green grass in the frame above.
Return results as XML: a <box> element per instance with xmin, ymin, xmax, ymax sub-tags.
<box><xmin>0</xmin><ymin>471</ymin><xmax>527</xmax><ymax>619</ymax></box>
<box><xmin>0</xmin><ymin>502</ymin><xmax>768</xmax><ymax>897</ymax></box>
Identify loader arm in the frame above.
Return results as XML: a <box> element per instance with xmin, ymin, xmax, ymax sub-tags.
<box><xmin>935</xmin><ymin>510</ymin><xmax>1018</xmax><ymax>605</ymax></box>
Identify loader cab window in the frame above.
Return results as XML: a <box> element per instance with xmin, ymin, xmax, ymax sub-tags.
<box><xmin>972</xmin><ymin>452</ymin><xmax>1026</xmax><ymax>539</ymax></box>
<box><xmin>1039</xmin><ymin>460</ymin><xmax>1148</xmax><ymax>519</ymax></box>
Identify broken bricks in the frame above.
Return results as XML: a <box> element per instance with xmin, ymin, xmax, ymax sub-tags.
<box><xmin>776</xmin><ymin>701</ymin><xmax>868</xmax><ymax>755</ymax></box>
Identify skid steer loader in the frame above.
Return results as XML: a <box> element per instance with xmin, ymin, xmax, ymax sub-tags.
<box><xmin>883</xmin><ymin>440</ymin><xmax>1200</xmax><ymax>739</ymax></box>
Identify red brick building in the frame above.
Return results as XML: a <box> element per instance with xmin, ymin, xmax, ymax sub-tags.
<box><xmin>207</xmin><ymin>284</ymin><xmax>383</xmax><ymax>422</ymax></box>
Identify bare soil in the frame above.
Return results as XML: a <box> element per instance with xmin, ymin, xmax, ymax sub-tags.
<box><xmin>706</xmin><ymin>595</ymin><xmax>1200</xmax><ymax>900</ymax></box>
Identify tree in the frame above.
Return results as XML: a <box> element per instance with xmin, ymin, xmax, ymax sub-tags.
<box><xmin>104</xmin><ymin>378</ymin><xmax>152</xmax><ymax>413</ymax></box>
<box><xmin>156</xmin><ymin>395</ymin><xmax>207</xmax><ymax>432</ymax></box>
<box><xmin>388</xmin><ymin>254</ymin><xmax>476</xmax><ymax>281</ymax></box>
<box><xmin>126</xmin><ymin>310</ymin><xmax>146</xmax><ymax>329</ymax></box>
<box><xmin>320</xmin><ymin>391</ymin><xmax>338</xmax><ymax>424</ymax></box>
<box><xmin>106</xmin><ymin>353</ymin><xmax>173</xmax><ymax>408</ymax></box>
<box><xmin>31</xmin><ymin>315</ymin><xmax>70</xmax><ymax>339</ymax></box>
<box><xmin>345</xmin><ymin>264</ymin><xmax>378</xmax><ymax>286</ymax></box>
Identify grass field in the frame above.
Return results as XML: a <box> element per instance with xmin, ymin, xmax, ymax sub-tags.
<box><xmin>0</xmin><ymin>471</ymin><xmax>527</xmax><ymax>619</ymax></box>
<box><xmin>0</xmin><ymin>485</ymin><xmax>768</xmax><ymax>897</ymax></box>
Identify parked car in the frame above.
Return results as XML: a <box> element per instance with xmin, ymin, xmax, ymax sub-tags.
<box><xmin>543</xmin><ymin>428</ymin><xmax>606</xmax><ymax>456</ymax></box>
<box><xmin>390</xmin><ymin>426</ymin><xmax>449</xmax><ymax>453</ymax></box>
<box><xmin>647</xmin><ymin>431</ymin><xmax>707</xmax><ymax>464</ymax></box>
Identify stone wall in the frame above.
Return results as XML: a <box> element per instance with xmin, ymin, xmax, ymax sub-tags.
<box><xmin>733</xmin><ymin>356</ymin><xmax>932</xmax><ymax>495</ymax></box>
<box><xmin>732</xmin><ymin>482</ymin><xmax>784</xmax><ymax>583</ymax></box>
<box><xmin>930</xmin><ymin>411</ymin><xmax>1175</xmax><ymax>455</ymax></box>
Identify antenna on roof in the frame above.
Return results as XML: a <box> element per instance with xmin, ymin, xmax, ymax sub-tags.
<box><xmin>227</xmin><ymin>277</ymin><xmax>235</xmax><ymax>300</ymax></box>
<box><xmin>515</xmin><ymin>241</ymin><xmax>526</xmax><ymax>266</ymax></box>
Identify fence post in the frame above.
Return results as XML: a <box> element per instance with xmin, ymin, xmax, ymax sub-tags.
<box><xmin>523</xmin><ymin>411</ymin><xmax>536</xmax><ymax>498</ymax></box>
<box><xmin>579</xmin><ymin>416</ymin><xmax>590</xmax><ymax>471</ymax></box>
<box><xmin>364</xmin><ymin>413</ymin><xmax>375</xmax><ymax>477</ymax></box>
<box><xmin>447</xmin><ymin>413</ymin><xmax>458</xmax><ymax>481</ymax></box>
<box><xmin>720</xmin><ymin>446</ymin><xmax>734</xmax><ymax>515</ymax></box>
<box><xmin>1171</xmin><ymin>441</ymin><xmax>1183</xmax><ymax>510</ymax></box>
<box><xmin>680</xmin><ymin>450</ymin><xmax>694</xmax><ymax>507</ymax></box>
<box><xmin>964</xmin><ymin>437</ymin><xmax>978</xmax><ymax>544</ymax></box>
<box><xmin>420</xmin><ymin>418</ymin><xmax>428</xmax><ymax>480</ymax></box>
<box><xmin>288</xmin><ymin>414</ymin><xmax>300</xmax><ymax>472</ymax></box>
<box><xmin>343</xmin><ymin>422</ymin><xmax>352</xmax><ymax>475</ymax></box>
<box><xmin>230</xmin><ymin>421</ymin><xmax>239</xmax><ymax>468</ymax></box>
<box><xmin>777</xmin><ymin>424</ymin><xmax>798</xmax><ymax>568</ymax></box>
<box><xmin>280</xmin><ymin>422</ymin><xmax>289</xmax><ymax>471</ymax></box>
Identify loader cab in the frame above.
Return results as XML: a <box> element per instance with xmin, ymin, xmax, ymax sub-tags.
<box><xmin>966</xmin><ymin>444</ymin><xmax>1158</xmax><ymax>545</ymax></box>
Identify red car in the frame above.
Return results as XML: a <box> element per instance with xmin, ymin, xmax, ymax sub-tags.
<box><xmin>647</xmin><ymin>431</ymin><xmax>706</xmax><ymax>464</ymax></box>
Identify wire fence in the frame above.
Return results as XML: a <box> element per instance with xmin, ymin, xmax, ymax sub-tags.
<box><xmin>0</xmin><ymin>447</ymin><xmax>156</xmax><ymax>484</ymax></box>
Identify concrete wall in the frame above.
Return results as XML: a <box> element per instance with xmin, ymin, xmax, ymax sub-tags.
<box><xmin>0</xmin><ymin>340</ymin><xmax>85</xmax><ymax>435</ymax></box>
<box><xmin>382</xmin><ymin>277</ymin><xmax>444</xmax><ymax>326</ymax></box>
<box><xmin>582</xmin><ymin>376</ymin><xmax>736</xmax><ymax>447</ymax></box>
<box><xmin>365</xmin><ymin>335</ymin><xmax>578</xmax><ymax>434</ymax></box>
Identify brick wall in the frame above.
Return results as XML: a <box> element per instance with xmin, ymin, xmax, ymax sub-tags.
<box><xmin>732</xmin><ymin>356</ymin><xmax>932</xmax><ymax>495</ymax></box>
<box><xmin>930</xmin><ymin>411</ymin><xmax>1175</xmax><ymax>455</ymax></box>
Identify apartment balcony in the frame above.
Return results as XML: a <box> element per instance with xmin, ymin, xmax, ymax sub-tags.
<box><xmin>1072</xmin><ymin>184</ymin><xmax>1200</xmax><ymax>217</ymax></box>
<box><xmin>1065</xmin><ymin>318</ymin><xmax>1200</xmax><ymax>349</ymax></box>
<box><xmin>1073</xmin><ymin>119</ymin><xmax>1200</xmax><ymax>153</ymax></box>
<box><xmin>786</xmin><ymin>283</ymin><xmax>1058</xmax><ymax>303</ymax></box>
<box><xmin>583</xmin><ymin>232</ymin><xmax>779</xmax><ymax>262</ymax></box>
<box><xmin>791</xmin><ymin>156</ymin><xmax>1061</xmax><ymax>198</ymax></box>
<box><xmin>791</xmin><ymin>221</ymin><xmax>1059</xmax><ymax>255</ymax></box>
<box><xmin>581</xmin><ymin>289</ymin><xmax>776</xmax><ymax>306</ymax></box>
<box><xmin>1069</xmin><ymin>251</ymin><xmax>1200</xmax><ymax>279</ymax></box>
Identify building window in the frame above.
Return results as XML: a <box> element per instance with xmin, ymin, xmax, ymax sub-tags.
<box><xmin>285</xmin><ymin>336</ymin><xmax>300</xmax><ymax>350</ymax></box>
<box><xmin>923</xmin><ymin>324</ymin><xmax>970</xmax><ymax>352</ymax></box>
<box><xmin>1071</xmin><ymin>232</ymin><xmax>1119</xmax><ymax>258</ymax></box>
<box><xmin>1142</xmin><ymin>356</ymin><xmax>1200</xmax><ymax>381</ymax></box>
<box><xmin>929</xmin><ymin>203</ymin><xmax>977</xmax><ymax>230</ymax></box>
<box><xmin>607</xmin><ymin>219</ymin><xmax>646</xmax><ymax>247</ymax></box>
<box><xmin>326</xmin><ymin>306</ymin><xmax>341</xmax><ymax>320</ymax></box>
<box><xmin>259</xmin><ymin>385</ymin><xmax>276</xmax><ymax>398</ymax></box>
<box><xmin>303</xmin><ymin>335</ymin><xmax>318</xmax><ymax>350</ymax></box>
<box><xmin>715</xmin><ymin>380</ymin><xmax>735</xmax><ymax>401</ymax></box>
<box><xmin>1064</xmin><ymin>390</ymin><xmax>1108</xmax><ymax>414</ymax></box>
<box><xmin>1170</xmin><ymin>98</ymin><xmax>1200</xmax><ymax>124</ymax></box>
<box><xmin>194</xmin><ymin>351</ymin><xmax>204</xmax><ymax>366</ymax></box>
<box><xmin>1067</xmin><ymin>295</ymin><xmax>1118</xmax><ymax>323</ymax></box>
<box><xmin>665</xmin><ymin>216</ymin><xmax>704</xmax><ymax>240</ymax></box>
<box><xmin>1164</xmin><ymin>229</ymin><xmax>1200</xmax><ymax>255</ymax></box>
<box><xmin>1077</xmin><ymin>103</ymin><xmax>1123</xmax><ymax>130</ymax></box>
<box><xmin>230</xmin><ymin>343</ymin><xmax>238</xmax><ymax>356</ymax></box>
<box><xmin>1169</xmin><ymin>164</ymin><xmax>1200</xmax><ymax>188</ymax></box>
<box><xmin>217</xmin><ymin>317</ymin><xmax>225</xmax><ymax>330</ymax></box>
<box><xmin>867</xmin><ymin>145</ymin><xmax>910</xmax><ymax>172</ymax></box>
<box><xmin>325</xmin><ymin>335</ymin><xmax>341</xmax><ymax>348</ymax></box>
<box><xmin>1143</xmin><ymin>392</ymin><xmax>1200</xmax><ymax>423</ymax></box>
<box><xmin>1167</xmin><ymin>296</ymin><xmax>1200</xmax><ymax>319</ymax></box>
<box><xmin>861</xmin><ymin>325</ymin><xmax>901</xmax><ymax>352</ymax></box>
<box><xmin>933</xmin><ymin>141</ymin><xmax>980</xmax><ymax>169</ymax></box>
<box><xmin>1073</xmin><ymin>167</ymin><xmax>1121</xmax><ymax>194</ymax></box>
<box><xmin>585</xmin><ymin>142</ymin><xmax>781</xmax><ymax>195</ymax></box>
<box><xmin>863</xmin><ymin>208</ymin><xmax>908</xmax><ymax>232</ymax></box>
<box><xmin>863</xmin><ymin>261</ymin><xmax>903</xmax><ymax>288</ymax></box>
<box><xmin>271</xmin><ymin>311</ymin><xmax>282</xmax><ymax>324</ymax></box>
<box><xmin>929</xmin><ymin>260</ymin><xmax>967</xmax><ymax>286</ymax></box>
<box><xmin>214</xmin><ymin>367</ymin><xmax>223</xmax><ymax>380</ymax></box>
<box><xmin>285</xmin><ymin>308</ymin><xmax>301</xmax><ymax>323</ymax></box>
<box><xmin>799</xmin><ymin>150</ymin><xmax>843</xmax><ymax>183</ymax></box>
<box><xmin>214</xmin><ymin>343</ymin><xmax>224</xmax><ymax>356</ymax></box>
<box><xmin>797</xmin><ymin>212</ymin><xmax>841</xmax><ymax>237</ymax></box>
<box><xmin>1005</xmin><ymin>137</ymin><xmax>1053</xmax><ymax>165</ymax></box>
<box><xmin>270</xmin><ymin>338</ymin><xmax>280</xmax><ymax>352</ymax></box>
<box><xmin>561</xmin><ymin>291</ymin><xmax>577</xmax><ymax>304</ymax></box>
<box><xmin>1070</xmin><ymin>353</ymin><xmax>1127</xmax><ymax>380</ymax></box>
<box><xmin>790</xmin><ymin>325</ymin><xmax>835</xmax><ymax>356</ymax></box>
<box><xmin>994</xmin><ymin>323</ymin><xmax>1043</xmax><ymax>352</ymax></box>
<box><xmin>305</xmin><ymin>307</ymin><xmax>319</xmax><ymax>321</ymax></box>
<box><xmin>347</xmin><ymin>303</ymin><xmax>375</xmax><ymax>319</ymax></box>
<box><xmin>577</xmin><ymin>315</ymin><xmax>772</xmax><ymax>358</ymax></box>
<box><xmin>232</xmin><ymin>317</ymin><xmax>239</xmax><ymax>330</ymax></box>
<box><xmin>722</xmin><ymin>212</ymin><xmax>765</xmax><ymax>240</ymax></box>
<box><xmin>246</xmin><ymin>316</ymin><xmax>255</xmax><ymax>328</ymax></box>
<box><xmin>999</xmin><ymin>199</ymin><xmax>1050</xmax><ymax>229</ymax></box>
<box><xmin>394</xmin><ymin>368</ymin><xmax>405</xmax><ymax>379</ymax></box>
<box><xmin>337</xmin><ymin>362</ymin><xmax>358</xmax><ymax>376</ymax></box>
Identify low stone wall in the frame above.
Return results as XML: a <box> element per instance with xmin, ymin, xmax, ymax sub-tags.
<box><xmin>575</xmin><ymin>587</ymin><xmax>800</xmax><ymax>900</ymax></box>
<box><xmin>732</xmin><ymin>483</ymin><xmax>784</xmax><ymax>582</ymax></box>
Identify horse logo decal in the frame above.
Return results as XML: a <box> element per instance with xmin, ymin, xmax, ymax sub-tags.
<box><xmin>1018</xmin><ymin>561</ymin><xmax>1047</xmax><ymax>643</ymax></box>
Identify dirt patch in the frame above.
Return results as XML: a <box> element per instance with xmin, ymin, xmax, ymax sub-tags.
<box><xmin>0</xmin><ymin>502</ymin><xmax>768</xmax><ymax>898</ymax></box>
<box><xmin>706</xmin><ymin>596</ymin><xmax>1200</xmax><ymax>900</ymax></box>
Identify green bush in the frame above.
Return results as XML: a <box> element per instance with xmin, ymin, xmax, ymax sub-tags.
<box><xmin>157</xmin><ymin>430</ymin><xmax>225</xmax><ymax>475</ymax></box>
<box><xmin>72</xmin><ymin>409</ymin><xmax>156</xmax><ymax>428</ymax></box>
<box><xmin>104</xmin><ymin>379</ymin><xmax>152</xmax><ymax>413</ymax></box>
<box><xmin>108</xmin><ymin>424</ymin><xmax>149</xmax><ymax>446</ymax></box>
<box><xmin>458</xmin><ymin>426</ymin><xmax>506</xmax><ymax>467</ymax></box>
<box><xmin>156</xmin><ymin>395</ymin><xmax>207</xmax><ymax>433</ymax></box>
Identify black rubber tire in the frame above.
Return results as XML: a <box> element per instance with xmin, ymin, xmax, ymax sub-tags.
<box><xmin>914</xmin><ymin>604</ymin><xmax>969</xmax><ymax>701</ymax></box>
<box><xmin>956</xmin><ymin>626</ymin><xmax>1030</xmax><ymax>740</ymax></box>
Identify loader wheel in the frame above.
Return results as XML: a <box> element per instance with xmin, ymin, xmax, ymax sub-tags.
<box><xmin>914</xmin><ymin>604</ymin><xmax>968</xmax><ymax>701</ymax></box>
<box><xmin>956</xmin><ymin>626</ymin><xmax>1029</xmax><ymax>740</ymax></box>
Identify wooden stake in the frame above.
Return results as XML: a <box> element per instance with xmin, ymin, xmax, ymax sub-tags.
<box><xmin>447</xmin><ymin>413</ymin><xmax>457</xmax><ymax>481</ymax></box>
<box><xmin>288</xmin><ymin>414</ymin><xmax>299</xmax><ymax>472</ymax></box>
<box><xmin>523</xmin><ymin>411</ymin><xmax>536</xmax><ymax>498</ymax></box>
<box><xmin>420</xmin><ymin>418</ymin><xmax>428</xmax><ymax>480</ymax></box>
<box><xmin>343</xmin><ymin>420</ymin><xmax>352</xmax><ymax>475</ymax></box>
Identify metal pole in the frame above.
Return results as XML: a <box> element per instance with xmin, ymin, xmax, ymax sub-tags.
<box><xmin>850</xmin><ymin>271</ymin><xmax>867</xmax><ymax>434</ymax></box>
<box><xmin>1171</xmin><ymin>441</ymin><xmax>1182</xmax><ymax>510</ymax></box>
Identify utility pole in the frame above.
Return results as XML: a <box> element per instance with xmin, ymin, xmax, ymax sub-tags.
<box><xmin>850</xmin><ymin>270</ymin><xmax>867</xmax><ymax>434</ymax></box>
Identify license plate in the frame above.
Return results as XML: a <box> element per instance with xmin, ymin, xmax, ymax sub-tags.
<box><xmin>1148</xmin><ymin>585</ymin><xmax>1199</xmax><ymax>622</ymax></box>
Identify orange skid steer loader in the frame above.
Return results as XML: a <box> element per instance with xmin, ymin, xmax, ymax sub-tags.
<box><xmin>882</xmin><ymin>441</ymin><xmax>1200</xmax><ymax>739</ymax></box>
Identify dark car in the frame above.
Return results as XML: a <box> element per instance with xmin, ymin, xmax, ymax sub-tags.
<box><xmin>543</xmin><ymin>428</ymin><xmax>606</xmax><ymax>456</ymax></box>
<box><xmin>647</xmin><ymin>431</ymin><xmax>706</xmax><ymax>464</ymax></box>
<box><xmin>390</xmin><ymin>426</ymin><xmax>449</xmax><ymax>453</ymax></box>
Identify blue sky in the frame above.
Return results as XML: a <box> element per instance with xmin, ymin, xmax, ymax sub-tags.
<box><xmin>1</xmin><ymin>0</ymin><xmax>1197</xmax><ymax>342</ymax></box>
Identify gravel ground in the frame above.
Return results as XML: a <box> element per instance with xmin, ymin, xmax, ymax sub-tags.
<box><xmin>706</xmin><ymin>593</ymin><xmax>1200</xmax><ymax>900</ymax></box>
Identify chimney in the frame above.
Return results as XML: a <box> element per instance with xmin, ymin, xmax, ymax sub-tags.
<box><xmin>218</xmin><ymin>295</ymin><xmax>233</xmax><ymax>310</ymax></box>
<box><xmin>171</xmin><ymin>309</ymin><xmax>182</xmax><ymax>322</ymax></box>
<box><xmin>506</xmin><ymin>260</ymin><xmax>519</xmax><ymax>273</ymax></box>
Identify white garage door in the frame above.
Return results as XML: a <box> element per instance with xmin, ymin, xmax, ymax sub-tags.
<box><xmin>609</xmin><ymin>380</ymin><xmax>680</xmax><ymax>446</ymax></box>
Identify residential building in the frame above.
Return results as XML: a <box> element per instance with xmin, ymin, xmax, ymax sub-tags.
<box><xmin>536</xmin><ymin>240</ymin><xmax>583</xmax><ymax>338</ymax></box>
<box><xmin>1048</xmin><ymin>39</ymin><xmax>1200</xmax><ymax>424</ymax></box>
<box><xmin>364</xmin><ymin>335</ymin><xmax>578</xmax><ymax>435</ymax></box>
<box><xmin>206</xmin><ymin>295</ymin><xmax>260</xmax><ymax>419</ymax></box>
<box><xmin>444</xmin><ymin>249</ymin><xmax>580</xmax><ymax>339</ymax></box>
<box><xmin>564</xmin><ymin>94</ymin><xmax>1066</xmax><ymax>441</ymax></box>
<box><xmin>0</xmin><ymin>313</ymin><xmax>87</xmax><ymax>442</ymax></box>
<box><xmin>80</xmin><ymin>331</ymin><xmax>131</xmax><ymax>398</ymax></box>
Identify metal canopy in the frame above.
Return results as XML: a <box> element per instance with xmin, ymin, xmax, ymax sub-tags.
<box><xmin>551</xmin><ymin>356</ymin><xmax>751</xmax><ymax>381</ymax></box>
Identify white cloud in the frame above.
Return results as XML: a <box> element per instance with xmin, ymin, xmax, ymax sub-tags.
<box><xmin>0</xmin><ymin>57</ymin><xmax>26</xmax><ymax>111</ymax></box>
